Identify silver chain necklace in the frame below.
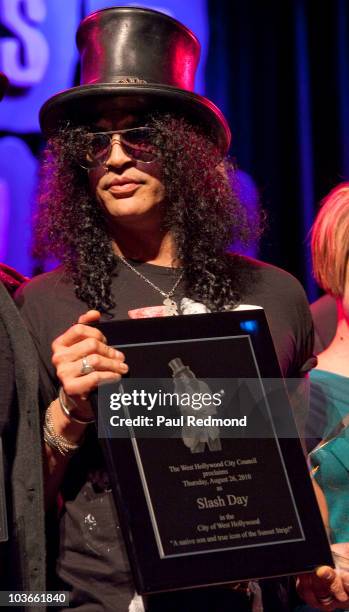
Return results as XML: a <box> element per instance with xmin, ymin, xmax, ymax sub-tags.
<box><xmin>117</xmin><ymin>256</ymin><xmax>184</xmax><ymax>315</ymax></box>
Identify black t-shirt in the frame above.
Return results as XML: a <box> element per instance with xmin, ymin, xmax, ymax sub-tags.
<box><xmin>15</xmin><ymin>255</ymin><xmax>315</xmax><ymax>612</ymax></box>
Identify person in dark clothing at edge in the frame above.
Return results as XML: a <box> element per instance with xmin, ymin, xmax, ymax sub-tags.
<box><xmin>0</xmin><ymin>72</ymin><xmax>45</xmax><ymax>610</ymax></box>
<box><xmin>14</xmin><ymin>7</ymin><xmax>349</xmax><ymax>612</ymax></box>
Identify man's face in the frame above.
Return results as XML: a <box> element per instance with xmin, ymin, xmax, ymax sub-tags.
<box><xmin>87</xmin><ymin>114</ymin><xmax>166</xmax><ymax>230</ymax></box>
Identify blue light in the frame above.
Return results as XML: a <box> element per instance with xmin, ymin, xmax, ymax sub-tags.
<box><xmin>240</xmin><ymin>320</ymin><xmax>258</xmax><ymax>333</ymax></box>
<box><xmin>0</xmin><ymin>136</ymin><xmax>37</xmax><ymax>275</ymax></box>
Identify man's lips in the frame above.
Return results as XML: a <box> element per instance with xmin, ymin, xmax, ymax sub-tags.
<box><xmin>107</xmin><ymin>178</ymin><xmax>142</xmax><ymax>196</ymax></box>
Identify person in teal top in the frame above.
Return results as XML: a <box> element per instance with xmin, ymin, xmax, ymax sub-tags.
<box><xmin>309</xmin><ymin>369</ymin><xmax>349</xmax><ymax>544</ymax></box>
<box><xmin>297</xmin><ymin>183</ymin><xmax>349</xmax><ymax>610</ymax></box>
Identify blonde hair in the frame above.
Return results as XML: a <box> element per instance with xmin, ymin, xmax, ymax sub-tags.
<box><xmin>311</xmin><ymin>182</ymin><xmax>349</xmax><ymax>297</ymax></box>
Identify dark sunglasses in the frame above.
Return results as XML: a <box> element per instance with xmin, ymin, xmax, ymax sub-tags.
<box><xmin>78</xmin><ymin>126</ymin><xmax>159</xmax><ymax>169</ymax></box>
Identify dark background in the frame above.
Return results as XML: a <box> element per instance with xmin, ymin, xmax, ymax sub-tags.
<box><xmin>207</xmin><ymin>0</ymin><xmax>349</xmax><ymax>301</ymax></box>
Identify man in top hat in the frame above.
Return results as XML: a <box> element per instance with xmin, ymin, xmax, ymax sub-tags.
<box><xmin>14</xmin><ymin>7</ymin><xmax>348</xmax><ymax>611</ymax></box>
<box><xmin>0</xmin><ymin>72</ymin><xmax>45</xmax><ymax>601</ymax></box>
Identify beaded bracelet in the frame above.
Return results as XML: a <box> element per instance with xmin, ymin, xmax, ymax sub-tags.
<box><xmin>43</xmin><ymin>401</ymin><xmax>81</xmax><ymax>456</ymax></box>
<box><xmin>59</xmin><ymin>386</ymin><xmax>95</xmax><ymax>424</ymax></box>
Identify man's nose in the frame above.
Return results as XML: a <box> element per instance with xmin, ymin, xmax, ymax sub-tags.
<box><xmin>105</xmin><ymin>136</ymin><xmax>132</xmax><ymax>167</ymax></box>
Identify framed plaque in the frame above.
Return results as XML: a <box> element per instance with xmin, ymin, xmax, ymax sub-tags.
<box><xmin>93</xmin><ymin>309</ymin><xmax>332</xmax><ymax>594</ymax></box>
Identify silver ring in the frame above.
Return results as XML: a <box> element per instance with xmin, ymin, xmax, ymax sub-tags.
<box><xmin>318</xmin><ymin>595</ymin><xmax>334</xmax><ymax>605</ymax></box>
<box><xmin>80</xmin><ymin>356</ymin><xmax>94</xmax><ymax>376</ymax></box>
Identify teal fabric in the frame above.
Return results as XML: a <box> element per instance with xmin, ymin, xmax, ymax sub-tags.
<box><xmin>295</xmin><ymin>370</ymin><xmax>349</xmax><ymax>612</ymax></box>
<box><xmin>309</xmin><ymin>369</ymin><xmax>349</xmax><ymax>544</ymax></box>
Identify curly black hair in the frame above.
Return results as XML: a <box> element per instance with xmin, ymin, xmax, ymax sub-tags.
<box><xmin>33</xmin><ymin>113</ymin><xmax>260</xmax><ymax>312</ymax></box>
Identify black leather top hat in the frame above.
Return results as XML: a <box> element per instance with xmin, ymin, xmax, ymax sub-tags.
<box><xmin>39</xmin><ymin>7</ymin><xmax>230</xmax><ymax>154</ymax></box>
<box><xmin>0</xmin><ymin>72</ymin><xmax>8</xmax><ymax>101</ymax></box>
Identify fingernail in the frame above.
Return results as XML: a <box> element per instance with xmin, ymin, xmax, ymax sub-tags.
<box><xmin>322</xmin><ymin>570</ymin><xmax>333</xmax><ymax>580</ymax></box>
<box><xmin>120</xmin><ymin>362</ymin><xmax>128</xmax><ymax>372</ymax></box>
<box><xmin>316</xmin><ymin>567</ymin><xmax>333</xmax><ymax>580</ymax></box>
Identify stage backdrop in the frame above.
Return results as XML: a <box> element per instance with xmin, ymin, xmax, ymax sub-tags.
<box><xmin>2</xmin><ymin>0</ymin><xmax>349</xmax><ymax>301</ymax></box>
<box><xmin>206</xmin><ymin>0</ymin><xmax>349</xmax><ymax>301</ymax></box>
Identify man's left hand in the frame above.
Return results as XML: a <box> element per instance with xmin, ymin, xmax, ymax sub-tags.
<box><xmin>297</xmin><ymin>565</ymin><xmax>349</xmax><ymax>610</ymax></box>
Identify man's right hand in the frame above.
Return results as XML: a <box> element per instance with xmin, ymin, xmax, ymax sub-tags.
<box><xmin>51</xmin><ymin>309</ymin><xmax>128</xmax><ymax>420</ymax></box>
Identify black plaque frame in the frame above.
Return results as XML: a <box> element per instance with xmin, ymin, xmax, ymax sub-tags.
<box><xmin>93</xmin><ymin>310</ymin><xmax>332</xmax><ymax>594</ymax></box>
